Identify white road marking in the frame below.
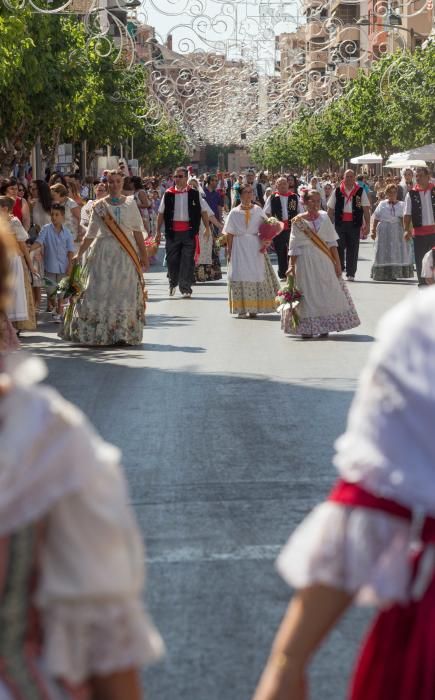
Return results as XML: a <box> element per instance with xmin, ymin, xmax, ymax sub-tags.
<box><xmin>147</xmin><ymin>544</ymin><xmax>282</xmax><ymax>564</ymax></box>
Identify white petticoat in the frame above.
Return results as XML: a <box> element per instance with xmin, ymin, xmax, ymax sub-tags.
<box><xmin>43</xmin><ymin>598</ymin><xmax>164</xmax><ymax>683</ymax></box>
<box><xmin>276</xmin><ymin>502</ymin><xmax>413</xmax><ymax>607</ymax></box>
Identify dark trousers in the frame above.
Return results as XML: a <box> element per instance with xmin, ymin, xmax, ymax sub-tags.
<box><xmin>413</xmin><ymin>233</ymin><xmax>435</xmax><ymax>285</ymax></box>
<box><xmin>273</xmin><ymin>228</ymin><xmax>290</xmax><ymax>278</ymax></box>
<box><xmin>336</xmin><ymin>223</ymin><xmax>361</xmax><ymax>277</ymax></box>
<box><xmin>166</xmin><ymin>230</ymin><xmax>195</xmax><ymax>293</ymax></box>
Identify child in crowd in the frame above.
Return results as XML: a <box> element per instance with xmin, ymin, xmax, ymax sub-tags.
<box><xmin>32</xmin><ymin>204</ymin><xmax>74</xmax><ymax>322</ymax></box>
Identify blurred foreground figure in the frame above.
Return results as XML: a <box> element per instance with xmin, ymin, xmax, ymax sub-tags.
<box><xmin>253</xmin><ymin>286</ymin><xmax>435</xmax><ymax>700</ymax></box>
<box><xmin>0</xmin><ymin>221</ymin><xmax>163</xmax><ymax>699</ymax></box>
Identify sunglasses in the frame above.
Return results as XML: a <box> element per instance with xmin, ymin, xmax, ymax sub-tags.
<box><xmin>174</xmin><ymin>174</ymin><xmax>186</xmax><ymax>178</ymax></box>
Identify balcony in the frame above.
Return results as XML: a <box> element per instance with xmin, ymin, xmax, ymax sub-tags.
<box><xmin>306</xmin><ymin>20</ymin><xmax>329</xmax><ymax>40</ymax></box>
<box><xmin>306</xmin><ymin>49</ymin><xmax>329</xmax><ymax>69</ymax></box>
<box><xmin>330</xmin><ymin>25</ymin><xmax>361</xmax><ymax>46</ymax></box>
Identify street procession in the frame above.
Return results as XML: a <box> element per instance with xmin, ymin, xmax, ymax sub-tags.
<box><xmin>1</xmin><ymin>0</ymin><xmax>435</xmax><ymax>698</ymax></box>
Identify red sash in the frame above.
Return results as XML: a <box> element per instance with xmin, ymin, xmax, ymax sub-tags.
<box><xmin>329</xmin><ymin>480</ymin><xmax>435</xmax><ymax>700</ymax></box>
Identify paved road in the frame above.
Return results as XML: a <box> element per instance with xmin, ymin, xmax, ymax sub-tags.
<box><xmin>21</xmin><ymin>242</ymin><xmax>416</xmax><ymax>700</ymax></box>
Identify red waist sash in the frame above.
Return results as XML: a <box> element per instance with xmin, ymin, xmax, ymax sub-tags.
<box><xmin>172</xmin><ymin>221</ymin><xmax>190</xmax><ymax>232</ymax></box>
<box><xmin>329</xmin><ymin>480</ymin><xmax>435</xmax><ymax>543</ymax></box>
<box><xmin>341</xmin><ymin>212</ymin><xmax>354</xmax><ymax>222</ymax></box>
<box><xmin>413</xmin><ymin>224</ymin><xmax>435</xmax><ymax>237</ymax></box>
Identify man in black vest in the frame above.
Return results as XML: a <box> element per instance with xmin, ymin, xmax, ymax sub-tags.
<box><xmin>327</xmin><ymin>169</ymin><xmax>371</xmax><ymax>281</ymax></box>
<box><xmin>404</xmin><ymin>166</ymin><xmax>435</xmax><ymax>285</ymax></box>
<box><xmin>157</xmin><ymin>166</ymin><xmax>210</xmax><ymax>297</ymax></box>
<box><xmin>264</xmin><ymin>176</ymin><xmax>302</xmax><ymax>279</ymax></box>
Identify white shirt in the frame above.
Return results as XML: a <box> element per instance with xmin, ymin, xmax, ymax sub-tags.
<box><xmin>373</xmin><ymin>199</ymin><xmax>405</xmax><ymax>222</ymax></box>
<box><xmin>158</xmin><ymin>188</ymin><xmax>208</xmax><ymax>220</ymax></box>
<box><xmin>327</xmin><ymin>187</ymin><xmax>370</xmax><ymax>213</ymax></box>
<box><xmin>422</xmin><ymin>249</ymin><xmax>435</xmax><ymax>280</ymax></box>
<box><xmin>404</xmin><ymin>187</ymin><xmax>435</xmax><ymax>226</ymax></box>
<box><xmin>263</xmin><ymin>194</ymin><xmax>303</xmax><ymax>220</ymax></box>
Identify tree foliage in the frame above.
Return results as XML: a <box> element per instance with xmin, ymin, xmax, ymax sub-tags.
<box><xmin>250</xmin><ymin>44</ymin><xmax>435</xmax><ymax>171</ymax></box>
<box><xmin>0</xmin><ymin>6</ymin><xmax>186</xmax><ymax>173</ymax></box>
<box><xmin>132</xmin><ymin>118</ymin><xmax>188</xmax><ymax>173</ymax></box>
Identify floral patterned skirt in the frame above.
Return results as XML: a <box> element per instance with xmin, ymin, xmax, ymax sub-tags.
<box><xmin>228</xmin><ymin>254</ymin><xmax>280</xmax><ymax>314</ymax></box>
<box><xmin>371</xmin><ymin>264</ymin><xmax>414</xmax><ymax>281</ymax></box>
<box><xmin>60</xmin><ymin>236</ymin><xmax>145</xmax><ymax>346</ymax></box>
<box><xmin>282</xmin><ymin>278</ymin><xmax>360</xmax><ymax>336</ymax></box>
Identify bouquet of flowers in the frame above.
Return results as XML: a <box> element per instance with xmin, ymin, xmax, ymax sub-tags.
<box><xmin>57</xmin><ymin>263</ymin><xmax>84</xmax><ymax>301</ymax></box>
<box><xmin>215</xmin><ymin>233</ymin><xmax>228</xmax><ymax>250</ymax></box>
<box><xmin>275</xmin><ymin>273</ymin><xmax>303</xmax><ymax>328</ymax></box>
<box><xmin>258</xmin><ymin>217</ymin><xmax>284</xmax><ymax>253</ymax></box>
<box><xmin>144</xmin><ymin>236</ymin><xmax>159</xmax><ymax>258</ymax></box>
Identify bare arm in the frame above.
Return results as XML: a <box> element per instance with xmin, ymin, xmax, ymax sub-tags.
<box><xmin>133</xmin><ymin>229</ymin><xmax>148</xmax><ymax>269</ymax></box>
<box><xmin>156</xmin><ymin>212</ymin><xmax>164</xmax><ymax>243</ymax></box>
<box><xmin>287</xmin><ymin>255</ymin><xmax>297</xmax><ymax>275</ymax></box>
<box><xmin>209</xmin><ymin>213</ymin><xmax>223</xmax><ymax>231</ymax></box>
<box><xmin>371</xmin><ymin>218</ymin><xmax>380</xmax><ymax>240</ymax></box>
<box><xmin>19</xmin><ymin>241</ymin><xmax>34</xmax><ymax>272</ymax></box>
<box><xmin>363</xmin><ymin>206</ymin><xmax>371</xmax><ymax>228</ymax></box>
<box><xmin>327</xmin><ymin>207</ymin><xmax>334</xmax><ymax>223</ymax></box>
<box><xmin>403</xmin><ymin>214</ymin><xmax>413</xmax><ymax>240</ymax></box>
<box><xmin>21</xmin><ymin>199</ymin><xmax>31</xmax><ymax>231</ymax></box>
<box><xmin>252</xmin><ymin>585</ymin><xmax>353</xmax><ymax>700</ymax></box>
<box><xmin>330</xmin><ymin>245</ymin><xmax>342</xmax><ymax>277</ymax></box>
<box><xmin>90</xmin><ymin>668</ymin><xmax>142</xmax><ymax>700</ymax></box>
<box><xmin>76</xmin><ymin>237</ymin><xmax>93</xmax><ymax>259</ymax></box>
<box><xmin>226</xmin><ymin>232</ymin><xmax>233</xmax><ymax>261</ymax></box>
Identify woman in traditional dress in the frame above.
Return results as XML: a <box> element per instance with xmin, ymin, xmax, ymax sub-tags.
<box><xmin>61</xmin><ymin>170</ymin><xmax>148</xmax><ymax>346</ymax></box>
<box><xmin>224</xmin><ymin>184</ymin><xmax>280</xmax><ymax>318</ymax></box>
<box><xmin>0</xmin><ymin>221</ymin><xmax>164</xmax><ymax>699</ymax></box>
<box><xmin>370</xmin><ymin>183</ymin><xmax>414</xmax><ymax>282</ymax></box>
<box><xmin>0</xmin><ymin>196</ymin><xmax>36</xmax><ymax>332</ymax></box>
<box><xmin>188</xmin><ymin>178</ymin><xmax>223</xmax><ymax>283</ymax></box>
<box><xmin>284</xmin><ymin>189</ymin><xmax>360</xmax><ymax>338</ymax></box>
<box><xmin>253</xmin><ymin>288</ymin><xmax>435</xmax><ymax>700</ymax></box>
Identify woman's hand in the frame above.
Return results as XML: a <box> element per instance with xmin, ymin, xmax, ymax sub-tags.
<box><xmin>252</xmin><ymin>656</ymin><xmax>307</xmax><ymax>700</ymax></box>
<box><xmin>371</xmin><ymin>230</ymin><xmax>377</xmax><ymax>240</ymax></box>
<box><xmin>335</xmin><ymin>264</ymin><xmax>342</xmax><ymax>278</ymax></box>
<box><xmin>286</xmin><ymin>266</ymin><xmax>295</xmax><ymax>276</ymax></box>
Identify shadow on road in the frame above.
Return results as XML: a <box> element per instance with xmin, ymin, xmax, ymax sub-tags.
<box><xmin>23</xmin><ymin>346</ymin><xmax>366</xmax><ymax>700</ymax></box>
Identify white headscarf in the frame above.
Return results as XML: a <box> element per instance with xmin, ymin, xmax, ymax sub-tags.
<box><xmin>334</xmin><ymin>287</ymin><xmax>435</xmax><ymax>515</ymax></box>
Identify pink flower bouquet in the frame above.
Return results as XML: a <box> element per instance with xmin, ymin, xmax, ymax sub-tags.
<box><xmin>258</xmin><ymin>216</ymin><xmax>285</xmax><ymax>253</ymax></box>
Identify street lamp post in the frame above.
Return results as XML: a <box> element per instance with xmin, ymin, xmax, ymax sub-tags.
<box><xmin>356</xmin><ymin>13</ymin><xmax>417</xmax><ymax>52</ymax></box>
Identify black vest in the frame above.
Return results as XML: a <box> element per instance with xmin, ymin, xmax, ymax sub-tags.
<box><xmin>334</xmin><ymin>186</ymin><xmax>364</xmax><ymax>226</ymax></box>
<box><xmin>163</xmin><ymin>189</ymin><xmax>202</xmax><ymax>238</ymax></box>
<box><xmin>270</xmin><ymin>193</ymin><xmax>299</xmax><ymax>227</ymax></box>
<box><xmin>409</xmin><ymin>189</ymin><xmax>435</xmax><ymax>228</ymax></box>
<box><xmin>256</xmin><ymin>182</ymin><xmax>265</xmax><ymax>207</ymax></box>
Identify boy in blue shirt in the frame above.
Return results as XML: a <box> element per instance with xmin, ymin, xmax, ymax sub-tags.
<box><xmin>33</xmin><ymin>204</ymin><xmax>75</xmax><ymax>321</ymax></box>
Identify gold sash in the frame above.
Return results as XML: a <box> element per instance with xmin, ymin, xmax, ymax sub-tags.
<box><xmin>294</xmin><ymin>216</ymin><xmax>336</xmax><ymax>266</ymax></box>
<box><xmin>94</xmin><ymin>201</ymin><xmax>146</xmax><ymax>300</ymax></box>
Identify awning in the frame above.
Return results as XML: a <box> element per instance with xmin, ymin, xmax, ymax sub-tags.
<box><xmin>385</xmin><ymin>158</ymin><xmax>427</xmax><ymax>168</ymax></box>
<box><xmin>385</xmin><ymin>143</ymin><xmax>435</xmax><ymax>168</ymax></box>
<box><xmin>350</xmin><ymin>153</ymin><xmax>383</xmax><ymax>164</ymax></box>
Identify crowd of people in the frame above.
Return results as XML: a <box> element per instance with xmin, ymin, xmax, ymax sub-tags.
<box><xmin>1</xmin><ymin>162</ymin><xmax>435</xmax><ymax>698</ymax></box>
<box><xmin>0</xmin><ymin>160</ymin><xmax>434</xmax><ymax>350</ymax></box>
